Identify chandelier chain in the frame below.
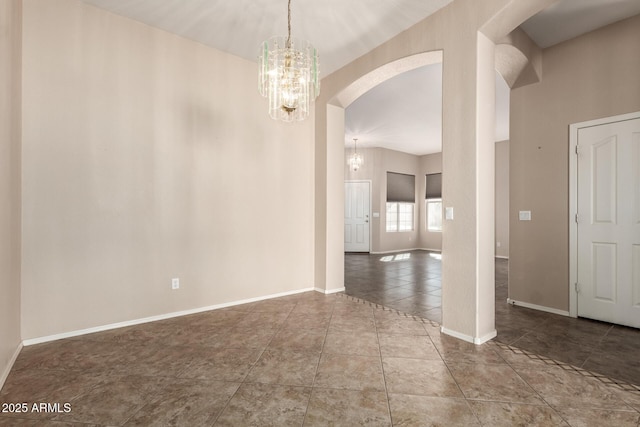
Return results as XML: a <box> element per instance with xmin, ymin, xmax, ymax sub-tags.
<box><xmin>287</xmin><ymin>0</ymin><xmax>292</xmax><ymax>47</ymax></box>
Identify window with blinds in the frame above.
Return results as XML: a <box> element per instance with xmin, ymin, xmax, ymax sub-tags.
<box><xmin>386</xmin><ymin>172</ymin><xmax>415</xmax><ymax>232</ymax></box>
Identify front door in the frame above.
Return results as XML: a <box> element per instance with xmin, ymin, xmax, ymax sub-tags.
<box><xmin>577</xmin><ymin>116</ymin><xmax>640</xmax><ymax>328</ymax></box>
<box><xmin>344</xmin><ymin>181</ymin><xmax>370</xmax><ymax>252</ymax></box>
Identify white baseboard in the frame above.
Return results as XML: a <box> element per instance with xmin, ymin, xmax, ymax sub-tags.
<box><xmin>370</xmin><ymin>248</ymin><xmax>422</xmax><ymax>255</ymax></box>
<box><xmin>475</xmin><ymin>330</ymin><xmax>498</xmax><ymax>345</ymax></box>
<box><xmin>369</xmin><ymin>248</ymin><xmax>441</xmax><ymax>255</ymax></box>
<box><xmin>23</xmin><ymin>287</ymin><xmax>316</xmax><ymax>346</ymax></box>
<box><xmin>441</xmin><ymin>327</ymin><xmax>474</xmax><ymax>344</ymax></box>
<box><xmin>1</xmin><ymin>342</ymin><xmax>23</xmax><ymax>390</ymax></box>
<box><xmin>315</xmin><ymin>287</ymin><xmax>345</xmax><ymax>295</ymax></box>
<box><xmin>495</xmin><ymin>255</ymin><xmax>509</xmax><ymax>260</ymax></box>
<box><xmin>440</xmin><ymin>327</ymin><xmax>497</xmax><ymax>345</ymax></box>
<box><xmin>507</xmin><ymin>298</ymin><xmax>570</xmax><ymax>317</ymax></box>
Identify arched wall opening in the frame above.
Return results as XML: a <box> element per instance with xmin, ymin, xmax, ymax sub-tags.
<box><xmin>331</xmin><ymin>51</ymin><xmax>443</xmax><ymax>110</ymax></box>
<box><xmin>335</xmin><ymin>52</ymin><xmax>444</xmax><ymax>298</ymax></box>
<box><xmin>315</xmin><ymin>0</ymin><xmax>554</xmax><ymax>344</ymax></box>
<box><xmin>334</xmin><ymin>60</ymin><xmax>522</xmax><ymax>323</ymax></box>
<box><xmin>320</xmin><ymin>51</ymin><xmax>443</xmax><ymax>301</ymax></box>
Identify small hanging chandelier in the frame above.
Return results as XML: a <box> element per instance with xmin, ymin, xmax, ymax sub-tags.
<box><xmin>258</xmin><ymin>0</ymin><xmax>320</xmax><ymax>122</ymax></box>
<box><xmin>348</xmin><ymin>138</ymin><xmax>363</xmax><ymax>171</ymax></box>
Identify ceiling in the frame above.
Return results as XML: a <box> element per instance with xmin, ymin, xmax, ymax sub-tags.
<box><xmin>345</xmin><ymin>65</ymin><xmax>511</xmax><ymax>156</ymax></box>
<box><xmin>81</xmin><ymin>0</ymin><xmax>640</xmax><ymax>156</ymax></box>
<box><xmin>82</xmin><ymin>0</ymin><xmax>454</xmax><ymax>76</ymax></box>
<box><xmin>521</xmin><ymin>0</ymin><xmax>640</xmax><ymax>48</ymax></box>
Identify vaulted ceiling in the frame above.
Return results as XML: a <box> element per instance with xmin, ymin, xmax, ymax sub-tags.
<box><xmin>81</xmin><ymin>0</ymin><xmax>640</xmax><ymax>155</ymax></box>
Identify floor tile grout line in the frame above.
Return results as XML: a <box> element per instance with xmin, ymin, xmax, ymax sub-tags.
<box><xmin>584</xmin><ymin>323</ymin><xmax>616</xmax><ymax>368</ymax></box>
<box><xmin>5</xmin><ymin>279</ymin><xmax>640</xmax><ymax>425</ymax></box>
<box><xmin>495</xmin><ymin>341</ymin><xmax>640</xmax><ymax>394</ymax></box>
<box><xmin>373</xmin><ymin>305</ymin><xmax>396</xmax><ymax>426</ymax></box>
<box><xmin>415</xmin><ymin>317</ymin><xmax>487</xmax><ymax>426</ymax></box>
<box><xmin>438</xmin><ymin>351</ymin><xmax>485</xmax><ymax>426</ymax></box>
<box><xmin>339</xmin><ymin>293</ymin><xmax>438</xmax><ymax>325</ymax></box>
<box><xmin>139</xmin><ymin>307</ymin><xmax>255</xmax><ymax>425</ymax></box>
<box><xmin>115</xmin><ymin>370</ymin><xmax>193</xmax><ymax>427</ymax></box>
<box><xmin>351</xmin><ymin>252</ymin><xmax>640</xmax><ymax>391</ymax></box>
<box><xmin>210</xmin><ymin>302</ymin><xmax>299</xmax><ymax>426</ymax></box>
<box><xmin>578</xmin><ymin>340</ymin><xmax>606</xmax><ymax>371</ymax></box>
<box><xmin>4</xmin><ymin>355</ymin><xmax>167</xmax><ymax>426</ymax></box>
<box><xmin>300</xmin><ymin>294</ymin><xmax>338</xmax><ymax>427</ymax></box>
<box><xmin>498</xmin><ymin>345</ymin><xmax>574</xmax><ymax>426</ymax></box>
<box><xmin>348</xmin><ymin>252</ymin><xmax>640</xmax><ymax>419</ymax></box>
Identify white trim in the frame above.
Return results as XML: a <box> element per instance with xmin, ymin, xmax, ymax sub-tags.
<box><xmin>570</xmin><ymin>111</ymin><xmax>640</xmax><ymax>129</ymax></box>
<box><xmin>315</xmin><ymin>287</ymin><xmax>346</xmax><ymax>295</ymax></box>
<box><xmin>569</xmin><ymin>118</ymin><xmax>578</xmax><ymax>318</ymax></box>
<box><xmin>474</xmin><ymin>330</ymin><xmax>497</xmax><ymax>345</ymax></box>
<box><xmin>440</xmin><ymin>326</ymin><xmax>497</xmax><ymax>345</ymax></box>
<box><xmin>425</xmin><ymin>198</ymin><xmax>443</xmax><ymax>232</ymax></box>
<box><xmin>370</xmin><ymin>248</ymin><xmax>439</xmax><ymax>255</ymax></box>
<box><xmin>569</xmin><ymin>111</ymin><xmax>640</xmax><ymax>319</ymax></box>
<box><xmin>507</xmin><ymin>298</ymin><xmax>570</xmax><ymax>317</ymax></box>
<box><xmin>495</xmin><ymin>255</ymin><xmax>509</xmax><ymax>260</ymax></box>
<box><xmin>23</xmin><ymin>287</ymin><xmax>315</xmax><ymax>346</ymax></box>
<box><xmin>385</xmin><ymin>201</ymin><xmax>416</xmax><ymax>233</ymax></box>
<box><xmin>441</xmin><ymin>327</ymin><xmax>475</xmax><ymax>344</ymax></box>
<box><xmin>0</xmin><ymin>343</ymin><xmax>23</xmax><ymax>390</ymax></box>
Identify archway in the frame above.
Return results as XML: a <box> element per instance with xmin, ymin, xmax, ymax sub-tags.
<box><xmin>338</xmin><ymin>52</ymin><xmax>444</xmax><ymax>321</ymax></box>
<box><xmin>314</xmin><ymin>0</ymin><xmax>555</xmax><ymax>344</ymax></box>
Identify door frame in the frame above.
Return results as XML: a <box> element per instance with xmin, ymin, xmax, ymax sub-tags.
<box><xmin>569</xmin><ymin>110</ymin><xmax>640</xmax><ymax>318</ymax></box>
<box><xmin>344</xmin><ymin>179</ymin><xmax>373</xmax><ymax>253</ymax></box>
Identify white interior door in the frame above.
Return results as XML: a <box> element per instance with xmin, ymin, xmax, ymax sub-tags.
<box><xmin>577</xmin><ymin>117</ymin><xmax>640</xmax><ymax>328</ymax></box>
<box><xmin>344</xmin><ymin>181</ymin><xmax>370</xmax><ymax>252</ymax></box>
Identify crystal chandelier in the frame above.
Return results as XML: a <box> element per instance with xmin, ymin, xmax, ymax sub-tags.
<box><xmin>348</xmin><ymin>138</ymin><xmax>363</xmax><ymax>171</ymax></box>
<box><xmin>258</xmin><ymin>0</ymin><xmax>320</xmax><ymax>122</ymax></box>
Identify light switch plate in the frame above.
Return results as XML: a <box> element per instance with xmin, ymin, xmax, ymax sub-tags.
<box><xmin>372</xmin><ymin>212</ymin><xmax>380</xmax><ymax>218</ymax></box>
<box><xmin>445</xmin><ymin>207</ymin><xmax>454</xmax><ymax>220</ymax></box>
<box><xmin>519</xmin><ymin>211</ymin><xmax>531</xmax><ymax>221</ymax></box>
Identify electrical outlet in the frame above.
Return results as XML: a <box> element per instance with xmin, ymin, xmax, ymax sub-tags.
<box><xmin>496</xmin><ymin>242</ymin><xmax>501</xmax><ymax>247</ymax></box>
<box><xmin>171</xmin><ymin>278</ymin><xmax>180</xmax><ymax>290</ymax></box>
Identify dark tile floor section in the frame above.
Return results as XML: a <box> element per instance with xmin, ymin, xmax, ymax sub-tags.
<box><xmin>2</xmin><ymin>292</ymin><xmax>640</xmax><ymax>426</ymax></box>
<box><xmin>0</xmin><ymin>251</ymin><xmax>639</xmax><ymax>425</ymax></box>
<box><xmin>345</xmin><ymin>251</ymin><xmax>443</xmax><ymax>323</ymax></box>
<box><xmin>345</xmin><ymin>250</ymin><xmax>640</xmax><ymax>389</ymax></box>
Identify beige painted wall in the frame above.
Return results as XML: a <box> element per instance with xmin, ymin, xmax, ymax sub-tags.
<box><xmin>316</xmin><ymin>0</ymin><xmax>555</xmax><ymax>341</ymax></box>
<box><xmin>495</xmin><ymin>140</ymin><xmax>509</xmax><ymax>258</ymax></box>
<box><xmin>510</xmin><ymin>14</ymin><xmax>640</xmax><ymax>311</ymax></box>
<box><xmin>0</xmin><ymin>0</ymin><xmax>22</xmax><ymax>383</ymax></box>
<box><xmin>21</xmin><ymin>0</ymin><xmax>315</xmax><ymax>340</ymax></box>
<box><xmin>344</xmin><ymin>147</ymin><xmax>424</xmax><ymax>253</ymax></box>
<box><xmin>344</xmin><ymin>146</ymin><xmax>502</xmax><ymax>256</ymax></box>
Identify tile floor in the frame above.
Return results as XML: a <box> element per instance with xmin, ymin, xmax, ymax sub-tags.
<box><xmin>345</xmin><ymin>250</ymin><xmax>444</xmax><ymax>323</ymax></box>
<box><xmin>345</xmin><ymin>250</ymin><xmax>640</xmax><ymax>389</ymax></box>
<box><xmin>0</xmin><ymin>252</ymin><xmax>637</xmax><ymax>425</ymax></box>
